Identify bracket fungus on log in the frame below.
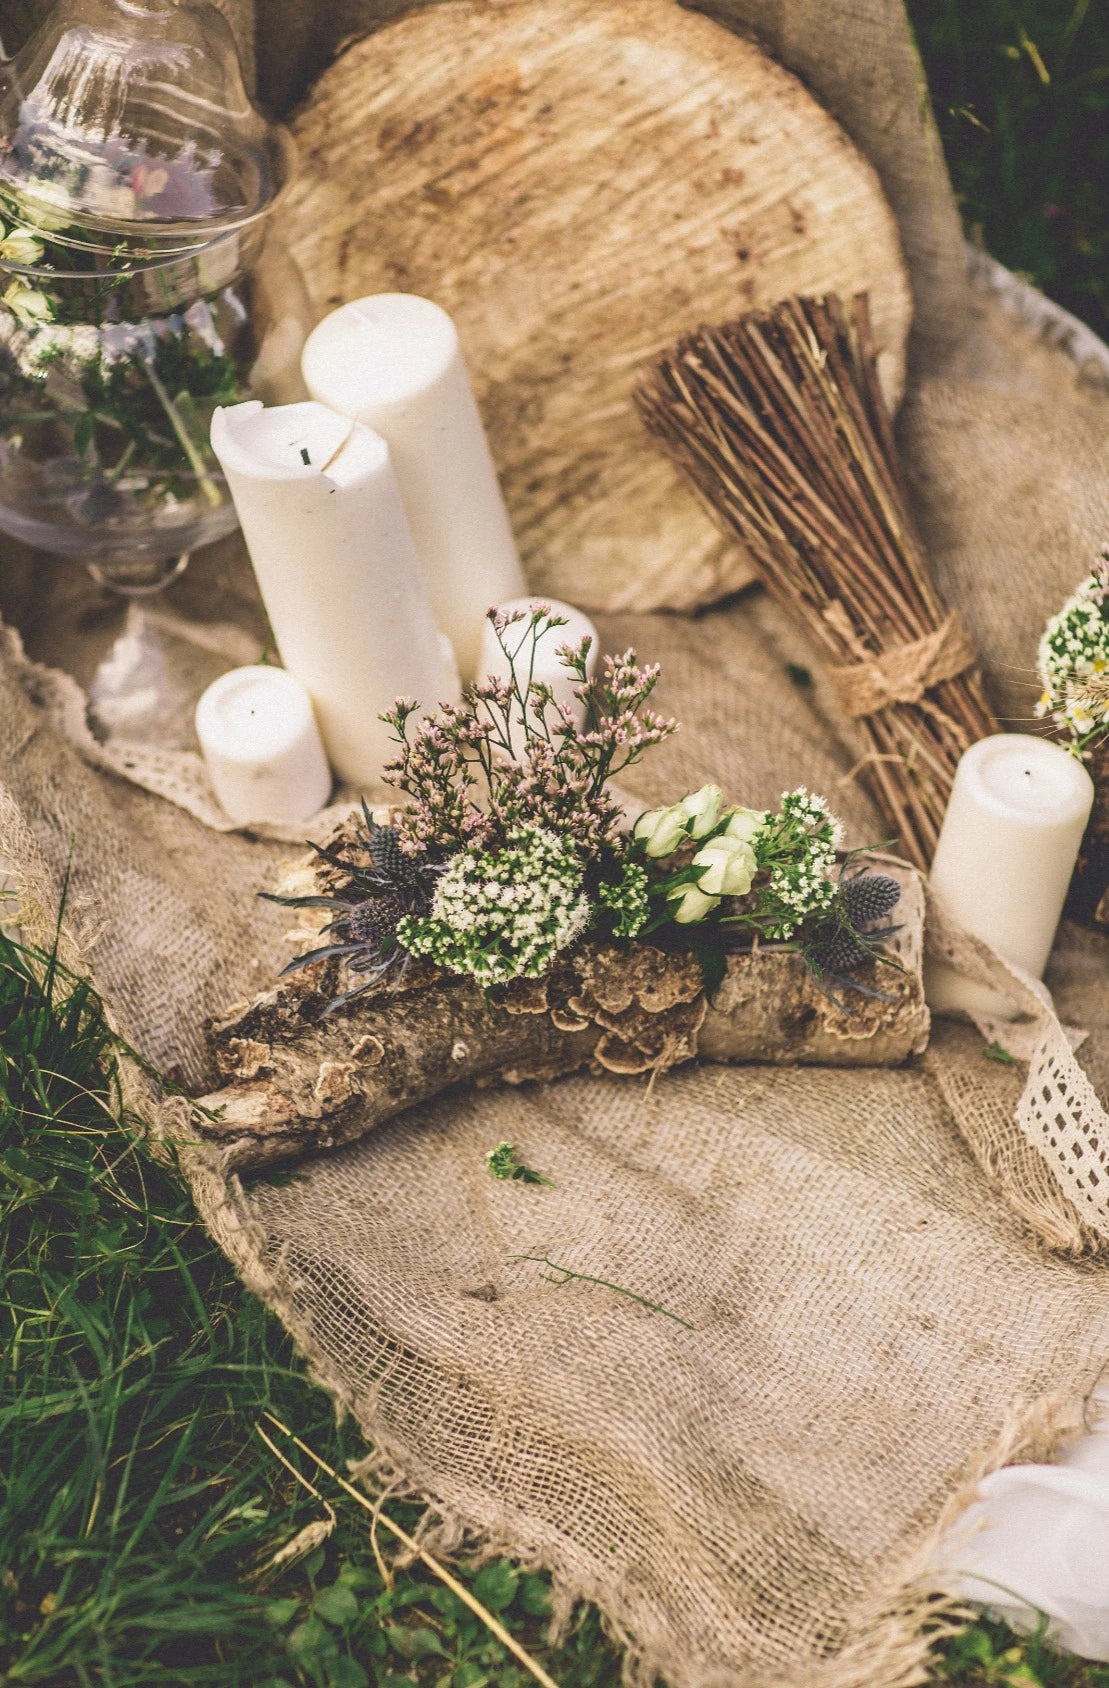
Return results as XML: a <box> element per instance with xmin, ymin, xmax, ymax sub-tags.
<box><xmin>194</xmin><ymin>857</ymin><xmax>928</xmax><ymax>1174</ymax></box>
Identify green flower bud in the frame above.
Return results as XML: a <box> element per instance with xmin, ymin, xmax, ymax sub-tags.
<box><xmin>691</xmin><ymin>835</ymin><xmax>757</xmax><ymax>897</ymax></box>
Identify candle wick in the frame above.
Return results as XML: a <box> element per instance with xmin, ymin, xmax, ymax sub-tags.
<box><xmin>300</xmin><ymin>447</ymin><xmax>311</xmax><ymax>465</ymax></box>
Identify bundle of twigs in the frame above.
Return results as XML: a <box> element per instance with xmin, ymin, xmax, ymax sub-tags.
<box><xmin>635</xmin><ymin>293</ymin><xmax>998</xmax><ymax>869</ymax></box>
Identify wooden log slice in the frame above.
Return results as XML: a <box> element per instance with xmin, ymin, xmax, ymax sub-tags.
<box><xmin>284</xmin><ymin>0</ymin><xmax>912</xmax><ymax>614</ymax></box>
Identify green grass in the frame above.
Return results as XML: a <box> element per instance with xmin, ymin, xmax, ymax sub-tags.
<box><xmin>908</xmin><ymin>0</ymin><xmax>1109</xmax><ymax>338</ymax></box>
<box><xmin>0</xmin><ymin>926</ymin><xmax>622</xmax><ymax>1688</ymax></box>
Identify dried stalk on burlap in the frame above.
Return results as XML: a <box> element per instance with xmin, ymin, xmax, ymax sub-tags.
<box><xmin>635</xmin><ymin>294</ymin><xmax>999</xmax><ymax>869</ymax></box>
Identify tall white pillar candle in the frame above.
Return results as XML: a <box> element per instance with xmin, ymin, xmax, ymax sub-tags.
<box><xmin>926</xmin><ymin>734</ymin><xmax>1094</xmax><ymax>1019</ymax></box>
<box><xmin>478</xmin><ymin>597</ymin><xmax>600</xmax><ymax>756</ymax></box>
<box><xmin>196</xmin><ymin>665</ymin><xmax>332</xmax><ymax>827</ymax></box>
<box><xmin>210</xmin><ymin>399</ymin><xmax>456</xmax><ymax>790</ymax></box>
<box><xmin>301</xmin><ymin>294</ymin><xmax>527</xmax><ymax>682</ymax></box>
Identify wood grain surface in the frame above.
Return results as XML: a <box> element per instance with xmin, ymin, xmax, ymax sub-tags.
<box><xmin>284</xmin><ymin>0</ymin><xmax>912</xmax><ymax>611</ymax></box>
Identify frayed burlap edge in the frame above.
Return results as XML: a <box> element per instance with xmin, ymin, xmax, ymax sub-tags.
<box><xmin>966</xmin><ymin>247</ymin><xmax>1109</xmax><ymax>387</ymax></box>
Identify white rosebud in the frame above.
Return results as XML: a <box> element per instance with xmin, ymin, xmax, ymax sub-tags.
<box><xmin>634</xmin><ymin>804</ymin><xmax>687</xmax><ymax>859</ymax></box>
<box><xmin>669</xmin><ymin>884</ymin><xmax>721</xmax><ymax>924</ymax></box>
<box><xmin>0</xmin><ymin>226</ymin><xmax>45</xmax><ymax>267</ymax></box>
<box><xmin>691</xmin><ymin>835</ymin><xmax>757</xmax><ymax>897</ymax></box>
<box><xmin>3</xmin><ymin>283</ymin><xmax>54</xmax><ymax>326</ymax></box>
<box><xmin>679</xmin><ymin>783</ymin><xmax>724</xmax><ymax>839</ymax></box>
<box><xmin>721</xmin><ymin>806</ymin><xmax>767</xmax><ymax>843</ymax></box>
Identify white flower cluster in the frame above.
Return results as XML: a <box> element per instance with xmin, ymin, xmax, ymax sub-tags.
<box><xmin>596</xmin><ymin>858</ymin><xmax>650</xmax><ymax>937</ymax></box>
<box><xmin>1036</xmin><ymin>555</ymin><xmax>1109</xmax><ymax>751</ymax></box>
<box><xmin>632</xmin><ymin>781</ymin><xmax>843</xmax><ymax>935</ymax></box>
<box><xmin>9</xmin><ymin>318</ymin><xmax>100</xmax><ymax>374</ymax></box>
<box><xmin>399</xmin><ymin>828</ymin><xmax>591</xmax><ymax>986</ymax></box>
<box><xmin>759</xmin><ymin>788</ymin><xmax>841</xmax><ymax>939</ymax></box>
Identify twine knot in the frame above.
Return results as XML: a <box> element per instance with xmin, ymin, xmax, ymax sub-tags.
<box><xmin>828</xmin><ymin>612</ymin><xmax>978</xmax><ymax>718</ymax></box>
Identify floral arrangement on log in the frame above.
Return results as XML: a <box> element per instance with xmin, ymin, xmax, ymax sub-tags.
<box><xmin>1036</xmin><ymin>545</ymin><xmax>1109</xmax><ymax>925</ymax></box>
<box><xmin>193</xmin><ymin>612</ymin><xmax>928</xmax><ymax>1175</ymax></box>
<box><xmin>271</xmin><ymin>606</ymin><xmax>903</xmax><ymax>1007</ymax></box>
<box><xmin>634</xmin><ymin>292</ymin><xmax>998</xmax><ymax>871</ymax></box>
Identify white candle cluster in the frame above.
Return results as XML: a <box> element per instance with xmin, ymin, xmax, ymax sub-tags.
<box><xmin>204</xmin><ymin>293</ymin><xmax>548</xmax><ymax>815</ymax></box>
<box><xmin>210</xmin><ymin>397</ymin><xmax>455</xmax><ymax>791</ymax></box>
<box><xmin>302</xmin><ymin>294</ymin><xmax>526</xmax><ymax>682</ymax></box>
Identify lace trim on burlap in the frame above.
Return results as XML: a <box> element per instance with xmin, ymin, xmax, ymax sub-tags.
<box><xmin>1</xmin><ymin>620</ymin><xmax>361</xmax><ymax>845</ymax></box>
<box><xmin>926</xmin><ymin>887</ymin><xmax>1109</xmax><ymax>1247</ymax></box>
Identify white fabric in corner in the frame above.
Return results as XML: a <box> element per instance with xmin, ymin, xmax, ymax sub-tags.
<box><xmin>938</xmin><ymin>1384</ymin><xmax>1109</xmax><ymax>1661</ymax></box>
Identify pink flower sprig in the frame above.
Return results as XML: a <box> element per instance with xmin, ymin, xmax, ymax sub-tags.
<box><xmin>382</xmin><ymin>607</ymin><xmax>677</xmax><ymax>861</ymax></box>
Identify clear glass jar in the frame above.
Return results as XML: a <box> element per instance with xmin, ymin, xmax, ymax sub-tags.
<box><xmin>0</xmin><ymin>0</ymin><xmax>312</xmax><ymax>592</ymax></box>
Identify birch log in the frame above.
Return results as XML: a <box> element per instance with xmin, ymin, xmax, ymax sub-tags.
<box><xmin>195</xmin><ymin>860</ymin><xmax>928</xmax><ymax>1174</ymax></box>
<box><xmin>282</xmin><ymin>0</ymin><xmax>912</xmax><ymax>615</ymax></box>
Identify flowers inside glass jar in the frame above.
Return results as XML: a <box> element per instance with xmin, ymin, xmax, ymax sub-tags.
<box><xmin>0</xmin><ymin>0</ymin><xmax>310</xmax><ymax>591</ymax></box>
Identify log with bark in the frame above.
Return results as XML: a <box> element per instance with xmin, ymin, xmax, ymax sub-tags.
<box><xmin>194</xmin><ymin>856</ymin><xmax>928</xmax><ymax>1174</ymax></box>
<box><xmin>282</xmin><ymin>0</ymin><xmax>911</xmax><ymax>615</ymax></box>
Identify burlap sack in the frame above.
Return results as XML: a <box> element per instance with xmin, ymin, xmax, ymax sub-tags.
<box><xmin>2</xmin><ymin>3</ymin><xmax>1109</xmax><ymax>1686</ymax></box>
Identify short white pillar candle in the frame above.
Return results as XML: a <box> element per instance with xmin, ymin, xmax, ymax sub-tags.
<box><xmin>926</xmin><ymin>733</ymin><xmax>1095</xmax><ymax>1019</ymax></box>
<box><xmin>478</xmin><ymin>597</ymin><xmax>600</xmax><ymax>757</ymax></box>
<box><xmin>301</xmin><ymin>294</ymin><xmax>527</xmax><ymax>682</ymax></box>
<box><xmin>196</xmin><ymin>665</ymin><xmax>332</xmax><ymax>827</ymax></box>
<box><xmin>210</xmin><ymin>399</ymin><xmax>456</xmax><ymax>790</ymax></box>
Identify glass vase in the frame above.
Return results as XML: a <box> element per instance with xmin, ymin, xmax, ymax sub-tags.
<box><xmin>0</xmin><ymin>0</ymin><xmax>311</xmax><ymax>594</ymax></box>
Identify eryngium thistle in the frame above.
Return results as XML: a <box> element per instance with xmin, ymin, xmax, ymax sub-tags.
<box><xmin>261</xmin><ymin>800</ymin><xmax>438</xmax><ymax>1014</ymax></box>
<box><xmin>807</xmin><ymin>927</ymin><xmax>869</xmax><ymax>975</ymax></box>
<box><xmin>368</xmin><ymin>824</ymin><xmax>419</xmax><ymax>885</ymax></box>
<box><xmin>345</xmin><ymin>892</ymin><xmax>407</xmax><ymax>964</ymax></box>
<box><xmin>841</xmin><ymin>872</ymin><xmax>901</xmax><ymax>928</ymax></box>
<box><xmin>805</xmin><ymin>872</ymin><xmax>902</xmax><ymax>979</ymax></box>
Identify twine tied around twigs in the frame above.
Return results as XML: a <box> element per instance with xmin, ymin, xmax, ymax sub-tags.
<box><xmin>827</xmin><ymin>612</ymin><xmax>979</xmax><ymax>719</ymax></box>
<box><xmin>636</xmin><ymin>294</ymin><xmax>1000</xmax><ymax>867</ymax></box>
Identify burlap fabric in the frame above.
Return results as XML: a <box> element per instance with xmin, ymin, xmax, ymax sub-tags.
<box><xmin>3</xmin><ymin>2</ymin><xmax>1109</xmax><ymax>1685</ymax></box>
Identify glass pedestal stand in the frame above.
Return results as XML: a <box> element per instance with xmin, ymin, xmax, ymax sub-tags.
<box><xmin>85</xmin><ymin>551</ymin><xmax>192</xmax><ymax>598</ymax></box>
<box><xmin>2</xmin><ymin>535</ymin><xmax>271</xmax><ymax>759</ymax></box>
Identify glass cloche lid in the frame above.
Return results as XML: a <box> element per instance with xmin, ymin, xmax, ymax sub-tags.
<box><xmin>0</xmin><ymin>0</ymin><xmax>294</xmax><ymax>247</ymax></box>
